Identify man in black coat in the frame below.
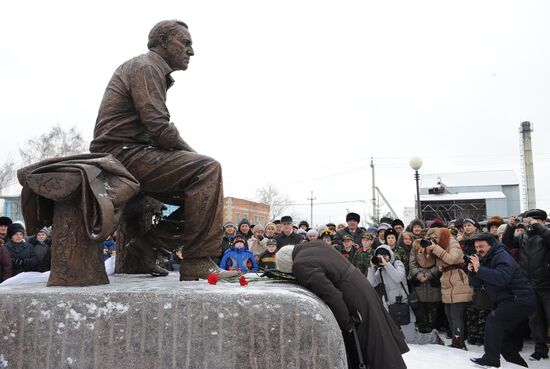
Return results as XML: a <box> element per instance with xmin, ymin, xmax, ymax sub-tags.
<box><xmin>502</xmin><ymin>208</ymin><xmax>550</xmax><ymax>361</ymax></box>
<box><xmin>277</xmin><ymin>240</ymin><xmax>409</xmax><ymax>369</ymax></box>
<box><xmin>334</xmin><ymin>212</ymin><xmax>365</xmax><ymax>246</ymax></box>
<box><xmin>468</xmin><ymin>233</ymin><xmax>536</xmax><ymax>368</ymax></box>
<box><xmin>274</xmin><ymin>216</ymin><xmax>303</xmax><ymax>249</ymax></box>
<box><xmin>0</xmin><ymin>216</ymin><xmax>13</xmax><ymax>244</ymax></box>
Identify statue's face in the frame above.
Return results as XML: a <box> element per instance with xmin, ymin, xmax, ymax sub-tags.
<box><xmin>165</xmin><ymin>27</ymin><xmax>194</xmax><ymax>71</ymax></box>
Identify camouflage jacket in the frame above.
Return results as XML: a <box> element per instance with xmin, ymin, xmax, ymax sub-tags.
<box><xmin>351</xmin><ymin>247</ymin><xmax>374</xmax><ymax>275</ymax></box>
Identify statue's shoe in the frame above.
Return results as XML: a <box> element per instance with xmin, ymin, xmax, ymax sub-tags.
<box><xmin>146</xmin><ymin>262</ymin><xmax>170</xmax><ymax>277</ymax></box>
<box><xmin>179</xmin><ymin>257</ymin><xmax>241</xmax><ymax>281</ymax></box>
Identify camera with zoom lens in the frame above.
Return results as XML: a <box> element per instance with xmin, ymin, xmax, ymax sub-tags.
<box><xmin>371</xmin><ymin>255</ymin><xmax>383</xmax><ymax>268</ymax></box>
<box><xmin>420</xmin><ymin>237</ymin><xmax>436</xmax><ymax>248</ymax></box>
<box><xmin>464</xmin><ymin>253</ymin><xmax>482</xmax><ymax>264</ymax></box>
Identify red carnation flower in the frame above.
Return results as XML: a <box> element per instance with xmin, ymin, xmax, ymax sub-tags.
<box><xmin>207</xmin><ymin>273</ymin><xmax>219</xmax><ymax>285</ymax></box>
<box><xmin>239</xmin><ymin>275</ymin><xmax>248</xmax><ymax>286</ymax></box>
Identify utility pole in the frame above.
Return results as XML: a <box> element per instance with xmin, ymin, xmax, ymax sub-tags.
<box><xmin>307</xmin><ymin>190</ymin><xmax>316</xmax><ymax>226</ymax></box>
<box><xmin>370</xmin><ymin>157</ymin><xmax>377</xmax><ymax>222</ymax></box>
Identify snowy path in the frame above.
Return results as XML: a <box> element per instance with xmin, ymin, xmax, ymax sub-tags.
<box><xmin>405</xmin><ymin>340</ymin><xmax>547</xmax><ymax>369</ymax></box>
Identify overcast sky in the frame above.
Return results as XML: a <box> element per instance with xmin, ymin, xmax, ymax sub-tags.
<box><xmin>1</xmin><ymin>0</ymin><xmax>549</xmax><ymax>226</ymax></box>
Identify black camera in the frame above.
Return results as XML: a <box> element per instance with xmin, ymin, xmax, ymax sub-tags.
<box><xmin>464</xmin><ymin>253</ymin><xmax>482</xmax><ymax>264</ymax></box>
<box><xmin>420</xmin><ymin>237</ymin><xmax>435</xmax><ymax>248</ymax></box>
<box><xmin>371</xmin><ymin>255</ymin><xmax>383</xmax><ymax>267</ymax></box>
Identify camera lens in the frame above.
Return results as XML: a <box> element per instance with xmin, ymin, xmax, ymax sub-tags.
<box><xmin>420</xmin><ymin>239</ymin><xmax>431</xmax><ymax>248</ymax></box>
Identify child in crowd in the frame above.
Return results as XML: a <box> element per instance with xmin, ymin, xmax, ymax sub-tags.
<box><xmin>220</xmin><ymin>236</ymin><xmax>258</xmax><ymax>272</ymax></box>
<box><xmin>258</xmin><ymin>239</ymin><xmax>277</xmax><ymax>270</ymax></box>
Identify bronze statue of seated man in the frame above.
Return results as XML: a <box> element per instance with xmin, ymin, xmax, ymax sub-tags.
<box><xmin>90</xmin><ymin>19</ymin><xmax>237</xmax><ymax>281</ymax></box>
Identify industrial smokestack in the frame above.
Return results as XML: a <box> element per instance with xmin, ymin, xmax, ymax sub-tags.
<box><xmin>519</xmin><ymin>121</ymin><xmax>536</xmax><ymax>210</ymax></box>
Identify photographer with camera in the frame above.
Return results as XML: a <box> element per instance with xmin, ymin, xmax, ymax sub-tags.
<box><xmin>409</xmin><ymin>236</ymin><xmax>442</xmax><ymax>334</ymax></box>
<box><xmin>424</xmin><ymin>227</ymin><xmax>473</xmax><ymax>350</ymax></box>
<box><xmin>367</xmin><ymin>245</ymin><xmax>443</xmax><ymax>345</ymax></box>
<box><xmin>468</xmin><ymin>233</ymin><xmax>536</xmax><ymax>368</ymax></box>
<box><xmin>502</xmin><ymin>208</ymin><xmax>550</xmax><ymax>362</ymax></box>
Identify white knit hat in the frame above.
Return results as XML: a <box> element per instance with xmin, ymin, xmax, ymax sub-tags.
<box><xmin>496</xmin><ymin>224</ymin><xmax>507</xmax><ymax>235</ymax></box>
<box><xmin>276</xmin><ymin>245</ymin><xmax>295</xmax><ymax>274</ymax></box>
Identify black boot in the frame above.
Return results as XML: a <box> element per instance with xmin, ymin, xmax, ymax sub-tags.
<box><xmin>470</xmin><ymin>357</ymin><xmax>500</xmax><ymax>368</ymax></box>
<box><xmin>529</xmin><ymin>352</ymin><xmax>549</xmax><ymax>361</ymax></box>
<box><xmin>449</xmin><ymin>336</ymin><xmax>467</xmax><ymax>350</ymax></box>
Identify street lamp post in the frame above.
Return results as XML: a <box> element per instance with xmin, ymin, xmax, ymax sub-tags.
<box><xmin>409</xmin><ymin>157</ymin><xmax>423</xmax><ymax>220</ymax></box>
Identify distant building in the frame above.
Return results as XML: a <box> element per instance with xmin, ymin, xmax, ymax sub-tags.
<box><xmin>0</xmin><ymin>196</ymin><xmax>23</xmax><ymax>222</ymax></box>
<box><xmin>419</xmin><ymin>170</ymin><xmax>520</xmax><ymax>222</ymax></box>
<box><xmin>224</xmin><ymin>197</ymin><xmax>270</xmax><ymax>226</ymax></box>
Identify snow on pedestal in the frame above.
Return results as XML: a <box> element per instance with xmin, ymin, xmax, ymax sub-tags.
<box><xmin>0</xmin><ymin>274</ymin><xmax>347</xmax><ymax>369</ymax></box>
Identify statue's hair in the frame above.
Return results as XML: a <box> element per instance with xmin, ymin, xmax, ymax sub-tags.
<box><xmin>147</xmin><ymin>20</ymin><xmax>188</xmax><ymax>49</ymax></box>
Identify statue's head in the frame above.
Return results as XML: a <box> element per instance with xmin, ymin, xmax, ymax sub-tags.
<box><xmin>148</xmin><ymin>20</ymin><xmax>194</xmax><ymax>71</ymax></box>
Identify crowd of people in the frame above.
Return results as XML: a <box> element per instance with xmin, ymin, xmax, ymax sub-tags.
<box><xmin>1</xmin><ymin>207</ymin><xmax>549</xmax><ymax>368</ymax></box>
<box><xmin>215</xmin><ymin>211</ymin><xmax>550</xmax><ymax>368</ymax></box>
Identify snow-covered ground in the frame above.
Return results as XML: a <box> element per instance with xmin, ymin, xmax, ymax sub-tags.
<box><xmin>405</xmin><ymin>338</ymin><xmax>547</xmax><ymax>369</ymax></box>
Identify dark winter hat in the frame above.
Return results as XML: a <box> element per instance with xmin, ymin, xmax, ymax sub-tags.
<box><xmin>463</xmin><ymin>218</ymin><xmax>477</xmax><ymax>226</ymax></box>
<box><xmin>429</xmin><ymin>219</ymin><xmax>445</xmax><ymax>228</ymax></box>
<box><xmin>409</xmin><ymin>219</ymin><xmax>425</xmax><ymax>229</ymax></box>
<box><xmin>472</xmin><ymin>232</ymin><xmax>496</xmax><ymax>247</ymax></box>
<box><xmin>298</xmin><ymin>220</ymin><xmax>310</xmax><ymax>228</ymax></box>
<box><xmin>374</xmin><ymin>247</ymin><xmax>391</xmax><ymax>258</ymax></box>
<box><xmin>326</xmin><ymin>222</ymin><xmax>336</xmax><ymax>228</ymax></box>
<box><xmin>238</xmin><ymin>218</ymin><xmax>250</xmax><ymax>226</ymax></box>
<box><xmin>38</xmin><ymin>227</ymin><xmax>50</xmax><ymax>236</ymax></box>
<box><xmin>233</xmin><ymin>236</ymin><xmax>246</xmax><ymax>245</ymax></box>
<box><xmin>342</xmin><ymin>234</ymin><xmax>354</xmax><ymax>242</ymax></box>
<box><xmin>516</xmin><ymin>223</ymin><xmax>526</xmax><ymax>230</ymax></box>
<box><xmin>266</xmin><ymin>239</ymin><xmax>277</xmax><ymax>246</ymax></box>
<box><xmin>7</xmin><ymin>223</ymin><xmax>25</xmax><ymax>239</ymax></box>
<box><xmin>454</xmin><ymin>218</ymin><xmax>464</xmax><ymax>228</ymax></box>
<box><xmin>384</xmin><ymin>228</ymin><xmax>398</xmax><ymax>239</ymax></box>
<box><xmin>391</xmin><ymin>219</ymin><xmax>405</xmax><ymax>228</ymax></box>
<box><xmin>281</xmin><ymin>216</ymin><xmax>293</xmax><ymax>224</ymax></box>
<box><xmin>223</xmin><ymin>221</ymin><xmax>237</xmax><ymax>229</ymax></box>
<box><xmin>0</xmin><ymin>217</ymin><xmax>13</xmax><ymax>227</ymax></box>
<box><xmin>273</xmin><ymin>220</ymin><xmax>281</xmax><ymax>225</ymax></box>
<box><xmin>380</xmin><ymin>216</ymin><xmax>394</xmax><ymax>225</ymax></box>
<box><xmin>346</xmin><ymin>212</ymin><xmax>360</xmax><ymax>223</ymax></box>
<box><xmin>524</xmin><ymin>209</ymin><xmax>548</xmax><ymax>221</ymax></box>
<box><xmin>486</xmin><ymin>216</ymin><xmax>505</xmax><ymax>229</ymax></box>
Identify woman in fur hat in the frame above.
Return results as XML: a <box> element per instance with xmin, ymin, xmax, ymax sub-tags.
<box><xmin>409</xmin><ymin>236</ymin><xmax>442</xmax><ymax>333</ymax></box>
<box><xmin>424</xmin><ymin>227</ymin><xmax>473</xmax><ymax>349</ymax></box>
<box><xmin>407</xmin><ymin>219</ymin><xmax>425</xmax><ymax>240</ymax></box>
<box><xmin>486</xmin><ymin>216</ymin><xmax>505</xmax><ymax>237</ymax></box>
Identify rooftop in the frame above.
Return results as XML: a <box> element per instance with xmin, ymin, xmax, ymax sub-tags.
<box><xmin>420</xmin><ymin>170</ymin><xmax>519</xmax><ymax>188</ymax></box>
<box><xmin>420</xmin><ymin>191</ymin><xmax>506</xmax><ymax>202</ymax></box>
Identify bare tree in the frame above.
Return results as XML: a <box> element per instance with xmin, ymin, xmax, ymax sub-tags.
<box><xmin>19</xmin><ymin>124</ymin><xmax>87</xmax><ymax>165</ymax></box>
<box><xmin>0</xmin><ymin>159</ymin><xmax>16</xmax><ymax>194</ymax></box>
<box><xmin>256</xmin><ymin>183</ymin><xmax>291</xmax><ymax>221</ymax></box>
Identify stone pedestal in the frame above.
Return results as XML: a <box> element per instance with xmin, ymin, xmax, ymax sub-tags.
<box><xmin>0</xmin><ymin>275</ymin><xmax>347</xmax><ymax>369</ymax></box>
